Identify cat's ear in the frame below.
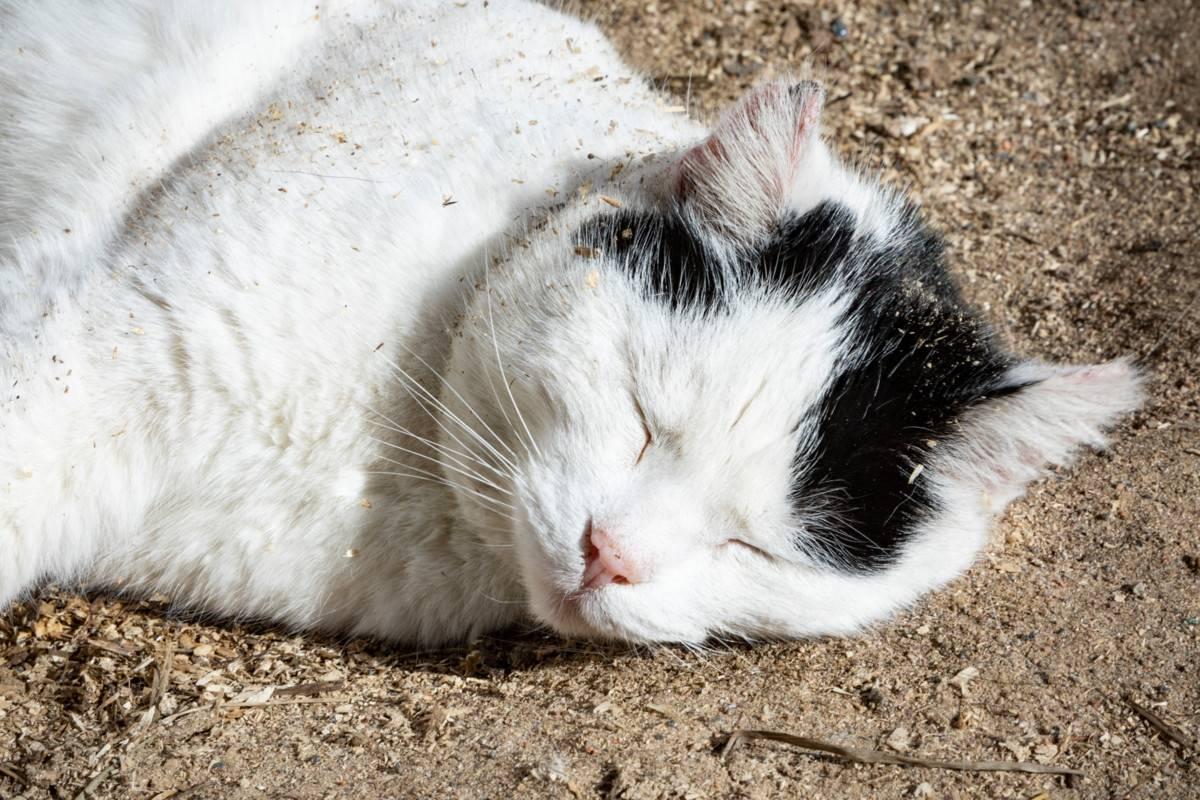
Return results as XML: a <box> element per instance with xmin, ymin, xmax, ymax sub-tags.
<box><xmin>944</xmin><ymin>359</ymin><xmax>1143</xmax><ymax>509</ymax></box>
<box><xmin>674</xmin><ymin>79</ymin><xmax>825</xmax><ymax>245</ymax></box>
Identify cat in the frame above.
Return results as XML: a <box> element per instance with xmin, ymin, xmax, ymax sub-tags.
<box><xmin>0</xmin><ymin>0</ymin><xmax>1141</xmax><ymax>646</ymax></box>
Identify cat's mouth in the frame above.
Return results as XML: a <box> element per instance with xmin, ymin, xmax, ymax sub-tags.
<box><xmin>533</xmin><ymin>570</ymin><xmax>691</xmax><ymax>644</ymax></box>
<box><xmin>552</xmin><ymin>589</ymin><xmax>639</xmax><ymax>640</ymax></box>
<box><xmin>521</xmin><ymin>559</ymin><xmax>645</xmax><ymax>641</ymax></box>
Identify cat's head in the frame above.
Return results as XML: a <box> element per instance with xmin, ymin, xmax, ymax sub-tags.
<box><xmin>440</xmin><ymin>81</ymin><xmax>1142</xmax><ymax>643</ymax></box>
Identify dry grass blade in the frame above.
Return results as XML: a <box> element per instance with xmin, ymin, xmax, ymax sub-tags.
<box><xmin>220</xmin><ymin>696</ymin><xmax>350</xmax><ymax>709</ymax></box>
<box><xmin>1124</xmin><ymin>695</ymin><xmax>1197</xmax><ymax>753</ymax></box>
<box><xmin>0</xmin><ymin>761</ymin><xmax>29</xmax><ymax>787</ymax></box>
<box><xmin>72</xmin><ymin>763</ymin><xmax>114</xmax><ymax>800</ymax></box>
<box><xmin>720</xmin><ymin>729</ymin><xmax>1085</xmax><ymax>777</ymax></box>
<box><xmin>273</xmin><ymin>680</ymin><xmax>346</xmax><ymax>697</ymax></box>
<box><xmin>157</xmin><ymin>694</ymin><xmax>352</xmax><ymax>727</ymax></box>
<box><xmin>86</xmin><ymin>638</ymin><xmax>139</xmax><ymax>657</ymax></box>
<box><xmin>148</xmin><ymin>638</ymin><xmax>176</xmax><ymax>711</ymax></box>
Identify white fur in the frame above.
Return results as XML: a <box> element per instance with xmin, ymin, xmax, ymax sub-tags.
<box><xmin>0</xmin><ymin>0</ymin><xmax>1140</xmax><ymax>645</ymax></box>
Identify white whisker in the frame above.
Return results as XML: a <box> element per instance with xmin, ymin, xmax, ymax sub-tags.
<box><xmin>484</xmin><ymin>262</ymin><xmax>543</xmax><ymax>460</ymax></box>
<box><xmin>364</xmin><ymin>407</ymin><xmax>510</xmax><ymax>482</ymax></box>
<box><xmin>368</xmin><ymin>434</ymin><xmax>512</xmax><ymax>496</ymax></box>
<box><xmin>482</xmin><ymin>593</ymin><xmax>525</xmax><ymax>606</ymax></box>
<box><xmin>477</xmin><ymin>262</ymin><xmax>533</xmax><ymax>462</ymax></box>
<box><xmin>388</xmin><ymin>363</ymin><xmax>523</xmax><ymax>477</ymax></box>
<box><xmin>386</xmin><ymin>368</ymin><xmax>522</xmax><ymax>481</ymax></box>
<box><xmin>369</xmin><ymin>349</ymin><xmax>510</xmax><ymax>465</ymax></box>
<box><xmin>393</xmin><ymin>339</ymin><xmax>522</xmax><ymax>465</ymax></box>
<box><xmin>374</xmin><ymin>456</ymin><xmax>513</xmax><ymax>508</ymax></box>
<box><xmin>368</xmin><ymin>463</ymin><xmax>515</xmax><ymax>515</ymax></box>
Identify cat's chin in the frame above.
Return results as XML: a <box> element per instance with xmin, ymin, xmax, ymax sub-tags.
<box><xmin>525</xmin><ymin>578</ymin><xmax>702</xmax><ymax>645</ymax></box>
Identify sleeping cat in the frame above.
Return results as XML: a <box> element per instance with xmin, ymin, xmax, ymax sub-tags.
<box><xmin>0</xmin><ymin>0</ymin><xmax>1141</xmax><ymax>645</ymax></box>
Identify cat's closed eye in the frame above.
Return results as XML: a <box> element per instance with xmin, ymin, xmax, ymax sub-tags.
<box><xmin>722</xmin><ymin>538</ymin><xmax>775</xmax><ymax>560</ymax></box>
<box><xmin>632</xmin><ymin>393</ymin><xmax>653</xmax><ymax>466</ymax></box>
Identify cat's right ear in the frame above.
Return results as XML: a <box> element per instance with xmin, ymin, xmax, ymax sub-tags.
<box><xmin>673</xmin><ymin>80</ymin><xmax>825</xmax><ymax>246</ymax></box>
<box><xmin>941</xmin><ymin>358</ymin><xmax>1143</xmax><ymax>510</ymax></box>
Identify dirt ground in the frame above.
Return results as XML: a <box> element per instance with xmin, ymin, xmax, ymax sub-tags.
<box><xmin>2</xmin><ymin>1</ymin><xmax>1197</xmax><ymax>797</ymax></box>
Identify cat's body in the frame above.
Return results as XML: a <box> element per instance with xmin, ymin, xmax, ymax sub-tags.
<box><xmin>1</xmin><ymin>1</ymin><xmax>1140</xmax><ymax>646</ymax></box>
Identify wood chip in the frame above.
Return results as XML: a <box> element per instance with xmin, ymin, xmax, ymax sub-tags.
<box><xmin>949</xmin><ymin>666</ymin><xmax>980</xmax><ymax>696</ymax></box>
<box><xmin>1124</xmin><ymin>694</ymin><xmax>1197</xmax><ymax>752</ymax></box>
<box><xmin>87</xmin><ymin>638</ymin><xmax>139</xmax><ymax>657</ymax></box>
<box><xmin>644</xmin><ymin>703</ymin><xmax>679</xmax><ymax>720</ymax></box>
<box><xmin>0</xmin><ymin>762</ymin><xmax>29</xmax><ymax>787</ymax></box>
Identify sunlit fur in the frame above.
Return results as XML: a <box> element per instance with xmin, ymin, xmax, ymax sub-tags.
<box><xmin>0</xmin><ymin>0</ymin><xmax>1141</xmax><ymax>646</ymax></box>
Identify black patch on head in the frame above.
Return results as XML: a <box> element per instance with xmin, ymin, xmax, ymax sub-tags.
<box><xmin>575</xmin><ymin>200</ymin><xmax>859</xmax><ymax>309</ymax></box>
<box><xmin>575</xmin><ymin>210</ymin><xmax>724</xmax><ymax>309</ymax></box>
<box><xmin>788</xmin><ymin>205</ymin><xmax>1014</xmax><ymax>572</ymax></box>
<box><xmin>752</xmin><ymin>201</ymin><xmax>855</xmax><ymax>297</ymax></box>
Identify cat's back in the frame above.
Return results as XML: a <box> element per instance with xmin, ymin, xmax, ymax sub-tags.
<box><xmin>0</xmin><ymin>0</ymin><xmax>638</xmax><ymax>334</ymax></box>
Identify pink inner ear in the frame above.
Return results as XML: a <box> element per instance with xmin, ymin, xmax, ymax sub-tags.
<box><xmin>958</xmin><ymin>358</ymin><xmax>1142</xmax><ymax>505</ymax></box>
<box><xmin>675</xmin><ymin>80</ymin><xmax>826</xmax><ymax>204</ymax></box>
<box><xmin>788</xmin><ymin>84</ymin><xmax>825</xmax><ymax>168</ymax></box>
<box><xmin>676</xmin><ymin>136</ymin><xmax>727</xmax><ymax>196</ymax></box>
<box><xmin>1056</xmin><ymin>361</ymin><xmax>1136</xmax><ymax>387</ymax></box>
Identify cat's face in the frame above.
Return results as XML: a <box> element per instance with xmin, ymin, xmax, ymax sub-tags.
<box><xmin>440</xmin><ymin>81</ymin><xmax>1141</xmax><ymax>644</ymax></box>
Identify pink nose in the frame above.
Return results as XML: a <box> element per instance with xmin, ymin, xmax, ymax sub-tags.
<box><xmin>581</xmin><ymin>524</ymin><xmax>645</xmax><ymax>589</ymax></box>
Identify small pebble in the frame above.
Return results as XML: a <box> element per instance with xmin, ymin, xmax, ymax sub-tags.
<box><xmin>830</xmin><ymin>18</ymin><xmax>849</xmax><ymax>40</ymax></box>
<box><xmin>860</xmin><ymin>686</ymin><xmax>885</xmax><ymax>710</ymax></box>
<box><xmin>885</xmin><ymin>726</ymin><xmax>911</xmax><ymax>752</ymax></box>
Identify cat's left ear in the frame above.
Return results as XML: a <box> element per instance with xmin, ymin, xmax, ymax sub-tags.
<box><xmin>674</xmin><ymin>80</ymin><xmax>825</xmax><ymax>246</ymax></box>
<box><xmin>943</xmin><ymin>358</ymin><xmax>1143</xmax><ymax>509</ymax></box>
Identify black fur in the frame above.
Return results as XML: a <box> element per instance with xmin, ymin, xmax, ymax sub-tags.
<box><xmin>575</xmin><ymin>208</ymin><xmax>723</xmax><ymax>308</ymax></box>
<box><xmin>790</xmin><ymin>207</ymin><xmax>1014</xmax><ymax>572</ymax></box>
<box><xmin>752</xmin><ymin>201</ymin><xmax>855</xmax><ymax>298</ymax></box>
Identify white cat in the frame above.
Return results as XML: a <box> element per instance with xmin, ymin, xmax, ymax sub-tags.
<box><xmin>0</xmin><ymin>0</ymin><xmax>1141</xmax><ymax>645</ymax></box>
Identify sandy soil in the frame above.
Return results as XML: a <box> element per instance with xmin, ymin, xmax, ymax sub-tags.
<box><xmin>2</xmin><ymin>1</ymin><xmax>1197</xmax><ymax>797</ymax></box>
